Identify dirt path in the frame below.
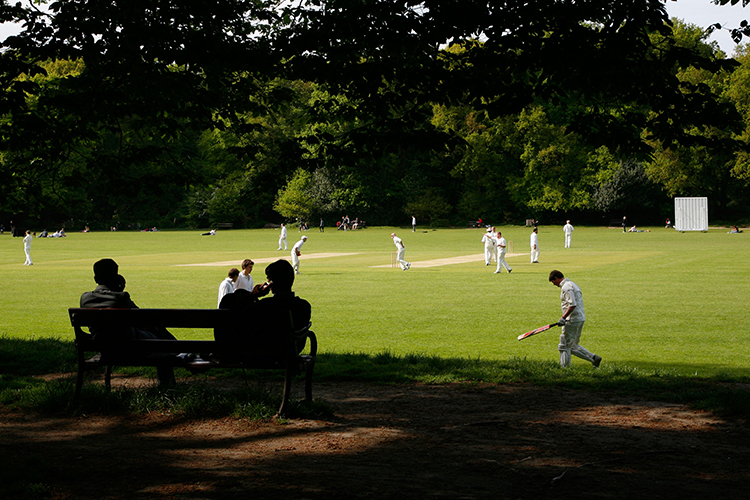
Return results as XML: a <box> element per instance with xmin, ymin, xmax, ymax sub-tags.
<box><xmin>3</xmin><ymin>380</ymin><xmax>749</xmax><ymax>499</ymax></box>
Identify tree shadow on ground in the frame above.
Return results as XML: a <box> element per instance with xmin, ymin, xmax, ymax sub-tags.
<box><xmin>4</xmin><ymin>380</ymin><xmax>750</xmax><ymax>499</ymax></box>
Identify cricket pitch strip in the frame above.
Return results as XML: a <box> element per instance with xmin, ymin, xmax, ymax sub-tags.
<box><xmin>178</xmin><ymin>252</ymin><xmax>524</xmax><ymax>269</ymax></box>
<box><xmin>372</xmin><ymin>253</ymin><xmax>525</xmax><ymax>268</ymax></box>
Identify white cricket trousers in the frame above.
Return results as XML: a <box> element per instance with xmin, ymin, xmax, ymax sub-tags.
<box><xmin>397</xmin><ymin>248</ymin><xmax>408</xmax><ymax>270</ymax></box>
<box><xmin>558</xmin><ymin>321</ymin><xmax>595</xmax><ymax>367</ymax></box>
<box><xmin>291</xmin><ymin>252</ymin><xmax>300</xmax><ymax>273</ymax></box>
<box><xmin>484</xmin><ymin>246</ymin><xmax>494</xmax><ymax>265</ymax></box>
<box><xmin>530</xmin><ymin>247</ymin><xmax>539</xmax><ymax>263</ymax></box>
<box><xmin>495</xmin><ymin>252</ymin><xmax>511</xmax><ymax>273</ymax></box>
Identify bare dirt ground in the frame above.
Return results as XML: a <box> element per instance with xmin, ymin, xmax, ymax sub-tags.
<box><xmin>3</xmin><ymin>378</ymin><xmax>750</xmax><ymax>500</ymax></box>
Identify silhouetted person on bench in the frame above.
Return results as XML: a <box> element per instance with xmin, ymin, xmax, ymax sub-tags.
<box><xmin>216</xmin><ymin>259</ymin><xmax>311</xmax><ymax>355</ymax></box>
<box><xmin>80</xmin><ymin>258</ymin><xmax>177</xmax><ymax>386</ymax></box>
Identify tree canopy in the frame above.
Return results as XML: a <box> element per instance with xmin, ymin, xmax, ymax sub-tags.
<box><xmin>1</xmin><ymin>1</ymin><xmax>749</xmax><ymax>228</ymax></box>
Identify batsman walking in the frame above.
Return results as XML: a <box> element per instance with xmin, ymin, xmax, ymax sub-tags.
<box><xmin>548</xmin><ymin>270</ymin><xmax>602</xmax><ymax>368</ymax></box>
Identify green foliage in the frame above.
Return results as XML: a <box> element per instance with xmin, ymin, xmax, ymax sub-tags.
<box><xmin>2</xmin><ymin>1</ymin><xmax>750</xmax><ymax>226</ymax></box>
<box><xmin>644</xmin><ymin>18</ymin><xmax>749</xmax><ymax>218</ymax></box>
<box><xmin>403</xmin><ymin>187</ymin><xmax>452</xmax><ymax>224</ymax></box>
<box><xmin>592</xmin><ymin>160</ymin><xmax>667</xmax><ymax>217</ymax></box>
<box><xmin>274</xmin><ymin>168</ymin><xmax>315</xmax><ymax>221</ymax></box>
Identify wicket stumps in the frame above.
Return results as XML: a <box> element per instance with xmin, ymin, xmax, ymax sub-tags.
<box><xmin>391</xmin><ymin>252</ymin><xmax>396</xmax><ymax>268</ymax></box>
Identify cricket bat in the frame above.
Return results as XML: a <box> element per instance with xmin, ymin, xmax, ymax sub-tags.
<box><xmin>517</xmin><ymin>322</ymin><xmax>559</xmax><ymax>341</ymax></box>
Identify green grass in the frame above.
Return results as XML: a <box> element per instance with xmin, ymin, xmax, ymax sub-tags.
<box><xmin>2</xmin><ymin>225</ymin><xmax>748</xmax><ymax>374</ymax></box>
<box><xmin>1</xmin><ymin>225</ymin><xmax>749</xmax><ymax>417</ymax></box>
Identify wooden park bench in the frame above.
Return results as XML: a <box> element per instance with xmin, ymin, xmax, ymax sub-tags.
<box><xmin>217</xmin><ymin>223</ymin><xmax>234</xmax><ymax>229</ymax></box>
<box><xmin>68</xmin><ymin>307</ymin><xmax>317</xmax><ymax>416</ymax></box>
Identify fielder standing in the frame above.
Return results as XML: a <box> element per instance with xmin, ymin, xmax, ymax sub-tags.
<box><xmin>548</xmin><ymin>270</ymin><xmax>601</xmax><ymax>368</ymax></box>
<box><xmin>481</xmin><ymin>228</ymin><xmax>495</xmax><ymax>266</ymax></box>
<box><xmin>563</xmin><ymin>220</ymin><xmax>574</xmax><ymax>248</ymax></box>
<box><xmin>530</xmin><ymin>227</ymin><xmax>539</xmax><ymax>263</ymax></box>
<box><xmin>278</xmin><ymin>223</ymin><xmax>288</xmax><ymax>250</ymax></box>
<box><xmin>23</xmin><ymin>229</ymin><xmax>33</xmax><ymax>265</ymax></box>
<box><xmin>391</xmin><ymin>233</ymin><xmax>410</xmax><ymax>270</ymax></box>
<box><xmin>494</xmin><ymin>231</ymin><xmax>512</xmax><ymax>274</ymax></box>
<box><xmin>291</xmin><ymin>235</ymin><xmax>307</xmax><ymax>274</ymax></box>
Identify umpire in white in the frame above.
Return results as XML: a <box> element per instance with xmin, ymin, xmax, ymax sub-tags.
<box><xmin>548</xmin><ymin>270</ymin><xmax>602</xmax><ymax>368</ymax></box>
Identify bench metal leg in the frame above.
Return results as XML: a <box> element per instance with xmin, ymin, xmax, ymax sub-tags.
<box><xmin>105</xmin><ymin>365</ymin><xmax>113</xmax><ymax>392</ymax></box>
<box><xmin>304</xmin><ymin>360</ymin><xmax>315</xmax><ymax>402</ymax></box>
<box><xmin>278</xmin><ymin>368</ymin><xmax>293</xmax><ymax>416</ymax></box>
<box><xmin>74</xmin><ymin>366</ymin><xmax>85</xmax><ymax>405</ymax></box>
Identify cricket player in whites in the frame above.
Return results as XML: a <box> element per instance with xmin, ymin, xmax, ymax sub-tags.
<box><xmin>391</xmin><ymin>233</ymin><xmax>410</xmax><ymax>270</ymax></box>
<box><xmin>548</xmin><ymin>270</ymin><xmax>602</xmax><ymax>368</ymax></box>
<box><xmin>563</xmin><ymin>220</ymin><xmax>574</xmax><ymax>248</ymax></box>
<box><xmin>481</xmin><ymin>228</ymin><xmax>495</xmax><ymax>266</ymax></box>
<box><xmin>494</xmin><ymin>231</ymin><xmax>512</xmax><ymax>274</ymax></box>
<box><xmin>291</xmin><ymin>235</ymin><xmax>307</xmax><ymax>274</ymax></box>
<box><xmin>278</xmin><ymin>223</ymin><xmax>288</xmax><ymax>250</ymax></box>
<box><xmin>530</xmin><ymin>227</ymin><xmax>539</xmax><ymax>263</ymax></box>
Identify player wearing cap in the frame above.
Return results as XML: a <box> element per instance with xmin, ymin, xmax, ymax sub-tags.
<box><xmin>391</xmin><ymin>233</ymin><xmax>410</xmax><ymax>270</ymax></box>
<box><xmin>291</xmin><ymin>235</ymin><xmax>307</xmax><ymax>274</ymax></box>
<box><xmin>481</xmin><ymin>228</ymin><xmax>495</xmax><ymax>266</ymax></box>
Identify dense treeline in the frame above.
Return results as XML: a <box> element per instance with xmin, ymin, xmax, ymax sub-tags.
<box><xmin>1</xmin><ymin>1</ymin><xmax>749</xmax><ymax>231</ymax></box>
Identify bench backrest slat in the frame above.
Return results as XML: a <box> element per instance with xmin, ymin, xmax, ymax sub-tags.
<box><xmin>69</xmin><ymin>308</ymin><xmax>234</xmax><ymax>329</ymax></box>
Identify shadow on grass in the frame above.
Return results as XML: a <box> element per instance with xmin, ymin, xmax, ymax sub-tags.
<box><xmin>0</xmin><ymin>336</ymin><xmax>77</xmax><ymax>375</ymax></box>
<box><xmin>2</xmin><ymin>338</ymin><xmax>750</xmax><ymax>419</ymax></box>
